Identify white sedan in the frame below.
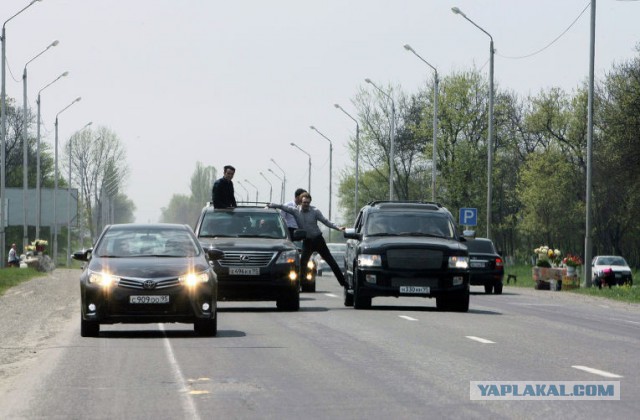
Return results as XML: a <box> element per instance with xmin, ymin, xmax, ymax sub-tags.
<box><xmin>592</xmin><ymin>255</ymin><xmax>633</xmax><ymax>287</ymax></box>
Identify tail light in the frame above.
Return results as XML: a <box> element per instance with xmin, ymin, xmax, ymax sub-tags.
<box><xmin>495</xmin><ymin>257</ymin><xmax>504</xmax><ymax>268</ymax></box>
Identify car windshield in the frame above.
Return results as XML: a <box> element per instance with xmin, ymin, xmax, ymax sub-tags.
<box><xmin>598</xmin><ymin>256</ymin><xmax>627</xmax><ymax>266</ymax></box>
<box><xmin>200</xmin><ymin>211</ymin><xmax>287</xmax><ymax>239</ymax></box>
<box><xmin>95</xmin><ymin>226</ymin><xmax>200</xmax><ymax>257</ymax></box>
<box><xmin>466</xmin><ymin>240</ymin><xmax>495</xmax><ymax>254</ymax></box>
<box><xmin>365</xmin><ymin>212</ymin><xmax>454</xmax><ymax>238</ymax></box>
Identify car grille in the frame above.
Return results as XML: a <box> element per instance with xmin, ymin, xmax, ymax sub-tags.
<box><xmin>118</xmin><ymin>277</ymin><xmax>181</xmax><ymax>290</ymax></box>
<box><xmin>386</xmin><ymin>249</ymin><xmax>443</xmax><ymax>269</ymax></box>
<box><xmin>391</xmin><ymin>278</ymin><xmax>440</xmax><ymax>287</ymax></box>
<box><xmin>218</xmin><ymin>251</ymin><xmax>275</xmax><ymax>267</ymax></box>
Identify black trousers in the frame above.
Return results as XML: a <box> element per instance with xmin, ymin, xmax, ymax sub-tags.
<box><xmin>300</xmin><ymin>235</ymin><xmax>345</xmax><ymax>285</ymax></box>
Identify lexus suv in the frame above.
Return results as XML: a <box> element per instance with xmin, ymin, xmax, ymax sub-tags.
<box><xmin>194</xmin><ymin>204</ymin><xmax>305</xmax><ymax>311</ymax></box>
<box><xmin>343</xmin><ymin>201</ymin><xmax>470</xmax><ymax>311</ymax></box>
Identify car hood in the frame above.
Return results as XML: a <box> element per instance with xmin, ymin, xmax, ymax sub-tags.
<box><xmin>199</xmin><ymin>237</ymin><xmax>296</xmax><ymax>251</ymax></box>
<box><xmin>88</xmin><ymin>257</ymin><xmax>210</xmax><ymax>278</ymax></box>
<box><xmin>360</xmin><ymin>236</ymin><xmax>467</xmax><ymax>252</ymax></box>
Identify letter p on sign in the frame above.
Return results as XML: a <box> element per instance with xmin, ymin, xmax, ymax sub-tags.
<box><xmin>459</xmin><ymin>208</ymin><xmax>477</xmax><ymax>226</ymax></box>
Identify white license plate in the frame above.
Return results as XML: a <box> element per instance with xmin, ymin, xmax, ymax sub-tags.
<box><xmin>399</xmin><ymin>286</ymin><xmax>430</xmax><ymax>294</ymax></box>
<box><xmin>470</xmin><ymin>261</ymin><xmax>486</xmax><ymax>268</ymax></box>
<box><xmin>229</xmin><ymin>267</ymin><xmax>260</xmax><ymax>275</ymax></box>
<box><xmin>129</xmin><ymin>295</ymin><xmax>169</xmax><ymax>304</ymax></box>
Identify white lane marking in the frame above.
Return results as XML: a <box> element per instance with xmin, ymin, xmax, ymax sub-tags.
<box><xmin>465</xmin><ymin>336</ymin><xmax>495</xmax><ymax>344</ymax></box>
<box><xmin>159</xmin><ymin>324</ymin><xmax>202</xmax><ymax>420</ymax></box>
<box><xmin>324</xmin><ymin>293</ymin><xmax>339</xmax><ymax>298</ymax></box>
<box><xmin>509</xmin><ymin>303</ymin><xmax>561</xmax><ymax>307</ymax></box>
<box><xmin>399</xmin><ymin>315</ymin><xmax>418</xmax><ymax>321</ymax></box>
<box><xmin>609</xmin><ymin>317</ymin><xmax>640</xmax><ymax>325</ymax></box>
<box><xmin>572</xmin><ymin>365</ymin><xmax>623</xmax><ymax>378</ymax></box>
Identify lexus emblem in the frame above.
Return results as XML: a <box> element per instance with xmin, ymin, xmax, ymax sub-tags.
<box><xmin>240</xmin><ymin>255</ymin><xmax>250</xmax><ymax>262</ymax></box>
<box><xmin>143</xmin><ymin>280</ymin><xmax>156</xmax><ymax>290</ymax></box>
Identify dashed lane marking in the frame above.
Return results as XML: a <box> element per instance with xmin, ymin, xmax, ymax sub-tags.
<box><xmin>572</xmin><ymin>365</ymin><xmax>623</xmax><ymax>378</ymax></box>
<box><xmin>465</xmin><ymin>336</ymin><xmax>495</xmax><ymax>344</ymax></box>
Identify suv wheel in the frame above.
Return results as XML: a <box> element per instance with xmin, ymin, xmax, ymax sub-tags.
<box><xmin>436</xmin><ymin>290</ymin><xmax>469</xmax><ymax>312</ymax></box>
<box><xmin>353</xmin><ymin>273</ymin><xmax>372</xmax><ymax>310</ymax></box>
<box><xmin>81</xmin><ymin>318</ymin><xmax>100</xmax><ymax>337</ymax></box>
<box><xmin>484</xmin><ymin>284</ymin><xmax>494</xmax><ymax>294</ymax></box>
<box><xmin>301</xmin><ymin>281</ymin><xmax>316</xmax><ymax>293</ymax></box>
<box><xmin>277</xmin><ymin>288</ymin><xmax>300</xmax><ymax>311</ymax></box>
<box><xmin>494</xmin><ymin>282</ymin><xmax>503</xmax><ymax>295</ymax></box>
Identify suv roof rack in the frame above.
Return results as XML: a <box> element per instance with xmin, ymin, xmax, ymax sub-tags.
<box><xmin>366</xmin><ymin>200</ymin><xmax>443</xmax><ymax>208</ymax></box>
<box><xmin>205</xmin><ymin>201</ymin><xmax>269</xmax><ymax>208</ymax></box>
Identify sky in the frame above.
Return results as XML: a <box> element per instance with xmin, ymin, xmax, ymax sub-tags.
<box><xmin>3</xmin><ymin>0</ymin><xmax>639</xmax><ymax>225</ymax></box>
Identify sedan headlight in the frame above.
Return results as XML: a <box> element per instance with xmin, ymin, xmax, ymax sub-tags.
<box><xmin>277</xmin><ymin>250</ymin><xmax>299</xmax><ymax>264</ymax></box>
<box><xmin>88</xmin><ymin>270</ymin><xmax>120</xmax><ymax>287</ymax></box>
<box><xmin>179</xmin><ymin>271</ymin><xmax>210</xmax><ymax>286</ymax></box>
<box><xmin>307</xmin><ymin>260</ymin><xmax>315</xmax><ymax>270</ymax></box>
<box><xmin>448</xmin><ymin>256</ymin><xmax>469</xmax><ymax>269</ymax></box>
<box><xmin>358</xmin><ymin>254</ymin><xmax>382</xmax><ymax>268</ymax></box>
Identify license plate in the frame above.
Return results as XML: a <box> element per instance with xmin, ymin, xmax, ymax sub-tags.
<box><xmin>229</xmin><ymin>267</ymin><xmax>260</xmax><ymax>275</ymax></box>
<box><xmin>400</xmin><ymin>286</ymin><xmax>430</xmax><ymax>294</ymax></box>
<box><xmin>615</xmin><ymin>273</ymin><xmax>621</xmax><ymax>278</ymax></box>
<box><xmin>129</xmin><ymin>295</ymin><xmax>169</xmax><ymax>304</ymax></box>
<box><xmin>470</xmin><ymin>261</ymin><xmax>486</xmax><ymax>268</ymax></box>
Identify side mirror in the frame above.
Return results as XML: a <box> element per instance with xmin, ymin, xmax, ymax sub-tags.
<box><xmin>206</xmin><ymin>247</ymin><xmax>224</xmax><ymax>261</ymax></box>
<box><xmin>344</xmin><ymin>228</ymin><xmax>362</xmax><ymax>240</ymax></box>
<box><xmin>292</xmin><ymin>229</ymin><xmax>307</xmax><ymax>241</ymax></box>
<box><xmin>72</xmin><ymin>248</ymin><xmax>92</xmax><ymax>262</ymax></box>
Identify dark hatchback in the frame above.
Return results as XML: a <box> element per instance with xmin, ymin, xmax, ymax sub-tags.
<box><xmin>73</xmin><ymin>223</ymin><xmax>223</xmax><ymax>337</ymax></box>
<box><xmin>465</xmin><ymin>237</ymin><xmax>504</xmax><ymax>294</ymax></box>
<box><xmin>194</xmin><ymin>205</ymin><xmax>304</xmax><ymax>310</ymax></box>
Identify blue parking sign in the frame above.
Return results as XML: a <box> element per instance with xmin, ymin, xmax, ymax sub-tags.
<box><xmin>459</xmin><ymin>208</ymin><xmax>477</xmax><ymax>226</ymax></box>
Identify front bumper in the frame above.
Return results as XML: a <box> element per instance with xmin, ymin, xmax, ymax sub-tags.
<box><xmin>354</xmin><ymin>268</ymin><xmax>469</xmax><ymax>298</ymax></box>
<box><xmin>215</xmin><ymin>264</ymin><xmax>300</xmax><ymax>301</ymax></box>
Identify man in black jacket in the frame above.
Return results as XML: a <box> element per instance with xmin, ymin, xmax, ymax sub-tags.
<box><xmin>211</xmin><ymin>165</ymin><xmax>237</xmax><ymax>208</ymax></box>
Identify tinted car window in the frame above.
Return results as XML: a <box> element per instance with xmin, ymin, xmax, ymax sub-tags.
<box><xmin>96</xmin><ymin>226</ymin><xmax>200</xmax><ymax>257</ymax></box>
<box><xmin>200</xmin><ymin>211</ymin><xmax>287</xmax><ymax>239</ymax></box>
<box><xmin>366</xmin><ymin>211</ymin><xmax>454</xmax><ymax>238</ymax></box>
<box><xmin>466</xmin><ymin>240</ymin><xmax>495</xmax><ymax>253</ymax></box>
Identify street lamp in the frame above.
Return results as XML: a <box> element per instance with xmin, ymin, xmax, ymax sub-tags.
<box><xmin>452</xmin><ymin>6</ymin><xmax>495</xmax><ymax>239</ymax></box>
<box><xmin>335</xmin><ymin>103</ymin><xmax>360</xmax><ymax>218</ymax></box>
<box><xmin>267</xmin><ymin>168</ymin><xmax>284</xmax><ymax>203</ymax></box>
<box><xmin>67</xmin><ymin>122</ymin><xmax>92</xmax><ymax>266</ymax></box>
<box><xmin>309</xmin><ymin>125</ymin><xmax>333</xmax><ymax>226</ymax></box>
<box><xmin>270</xmin><ymin>158</ymin><xmax>286</xmax><ymax>202</ymax></box>
<box><xmin>36</xmin><ymin>71</ymin><xmax>68</xmax><ymax>239</ymax></box>
<box><xmin>259</xmin><ymin>171</ymin><xmax>273</xmax><ymax>203</ymax></box>
<box><xmin>1</xmin><ymin>0</ymin><xmax>43</xmax><ymax>266</ymax></box>
<box><xmin>403</xmin><ymin>44</ymin><xmax>439</xmax><ymax>202</ymax></box>
<box><xmin>244</xmin><ymin>179</ymin><xmax>259</xmax><ymax>203</ymax></box>
<box><xmin>54</xmin><ymin>97</ymin><xmax>81</xmax><ymax>264</ymax></box>
<box><xmin>22</xmin><ymin>39</ymin><xmax>59</xmax><ymax>251</ymax></box>
<box><xmin>235</xmin><ymin>180</ymin><xmax>249</xmax><ymax>202</ymax></box>
<box><xmin>584</xmin><ymin>1</ymin><xmax>597</xmax><ymax>287</ymax></box>
<box><xmin>365</xmin><ymin>78</ymin><xmax>396</xmax><ymax>200</ymax></box>
<box><xmin>290</xmin><ymin>142</ymin><xmax>311</xmax><ymax>192</ymax></box>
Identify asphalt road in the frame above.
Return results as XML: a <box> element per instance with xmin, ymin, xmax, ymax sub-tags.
<box><xmin>1</xmin><ymin>270</ymin><xmax>639</xmax><ymax>419</ymax></box>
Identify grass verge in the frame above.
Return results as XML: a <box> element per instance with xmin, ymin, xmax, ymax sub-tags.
<box><xmin>0</xmin><ymin>267</ymin><xmax>48</xmax><ymax>297</ymax></box>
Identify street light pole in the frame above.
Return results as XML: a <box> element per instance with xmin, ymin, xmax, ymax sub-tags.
<box><xmin>365</xmin><ymin>78</ymin><xmax>396</xmax><ymax>200</ymax></box>
<box><xmin>1</xmin><ymin>0</ymin><xmax>43</xmax><ymax>266</ymax></box>
<box><xmin>452</xmin><ymin>6</ymin><xmax>495</xmax><ymax>239</ymax></box>
<box><xmin>404</xmin><ymin>44</ymin><xmax>439</xmax><ymax>202</ymax></box>
<box><xmin>259</xmin><ymin>172</ymin><xmax>273</xmax><ymax>202</ymax></box>
<box><xmin>334</xmin><ymin>103</ymin><xmax>360</xmax><ymax>219</ymax></box>
<box><xmin>270</xmin><ymin>158</ymin><xmax>286</xmax><ymax>202</ymax></box>
<box><xmin>67</xmin><ymin>122</ymin><xmax>91</xmax><ymax>266</ymax></box>
<box><xmin>244</xmin><ymin>179</ymin><xmax>259</xmax><ymax>203</ymax></box>
<box><xmin>36</xmin><ymin>71</ymin><xmax>68</xmax><ymax>239</ymax></box>
<box><xmin>309</xmin><ymin>126</ymin><xmax>333</xmax><ymax>227</ymax></box>
<box><xmin>290</xmin><ymin>142</ymin><xmax>311</xmax><ymax>192</ymax></box>
<box><xmin>235</xmin><ymin>180</ymin><xmax>249</xmax><ymax>202</ymax></box>
<box><xmin>22</xmin><ymin>39</ymin><xmax>59</xmax><ymax>252</ymax></box>
<box><xmin>54</xmin><ymin>97</ymin><xmax>81</xmax><ymax>264</ymax></box>
<box><xmin>267</xmin><ymin>168</ymin><xmax>284</xmax><ymax>203</ymax></box>
<box><xmin>584</xmin><ymin>0</ymin><xmax>597</xmax><ymax>287</ymax></box>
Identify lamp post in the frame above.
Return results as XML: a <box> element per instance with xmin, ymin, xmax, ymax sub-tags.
<box><xmin>36</xmin><ymin>71</ymin><xmax>68</xmax><ymax>239</ymax></box>
<box><xmin>403</xmin><ymin>44</ymin><xmax>439</xmax><ymax>202</ymax></box>
<box><xmin>584</xmin><ymin>0</ymin><xmax>597</xmax><ymax>287</ymax></box>
<box><xmin>259</xmin><ymin>171</ymin><xmax>273</xmax><ymax>202</ymax></box>
<box><xmin>67</xmin><ymin>122</ymin><xmax>91</xmax><ymax>266</ymax></box>
<box><xmin>22</xmin><ymin>39</ymin><xmax>59</xmax><ymax>252</ymax></box>
<box><xmin>235</xmin><ymin>180</ymin><xmax>249</xmax><ymax>202</ymax></box>
<box><xmin>267</xmin><ymin>168</ymin><xmax>284</xmax><ymax>203</ymax></box>
<box><xmin>244</xmin><ymin>179</ymin><xmax>259</xmax><ymax>203</ymax></box>
<box><xmin>1</xmin><ymin>0</ymin><xmax>43</xmax><ymax>266</ymax></box>
<box><xmin>270</xmin><ymin>158</ymin><xmax>286</xmax><ymax>202</ymax></box>
<box><xmin>334</xmin><ymin>103</ymin><xmax>360</xmax><ymax>218</ymax></box>
<box><xmin>309</xmin><ymin>125</ymin><xmax>333</xmax><ymax>226</ymax></box>
<box><xmin>290</xmin><ymin>142</ymin><xmax>311</xmax><ymax>192</ymax></box>
<box><xmin>54</xmin><ymin>97</ymin><xmax>81</xmax><ymax>264</ymax></box>
<box><xmin>365</xmin><ymin>78</ymin><xmax>396</xmax><ymax>200</ymax></box>
<box><xmin>452</xmin><ymin>6</ymin><xmax>495</xmax><ymax>239</ymax></box>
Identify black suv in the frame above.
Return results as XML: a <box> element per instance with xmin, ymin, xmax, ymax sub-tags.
<box><xmin>343</xmin><ymin>201</ymin><xmax>470</xmax><ymax>311</ymax></box>
<box><xmin>466</xmin><ymin>237</ymin><xmax>504</xmax><ymax>294</ymax></box>
<box><xmin>194</xmin><ymin>204</ymin><xmax>305</xmax><ymax>311</ymax></box>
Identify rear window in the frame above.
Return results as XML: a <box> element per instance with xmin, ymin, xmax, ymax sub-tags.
<box><xmin>466</xmin><ymin>240</ymin><xmax>496</xmax><ymax>254</ymax></box>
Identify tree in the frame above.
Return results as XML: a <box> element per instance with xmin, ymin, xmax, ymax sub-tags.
<box><xmin>160</xmin><ymin>162</ymin><xmax>216</xmax><ymax>225</ymax></box>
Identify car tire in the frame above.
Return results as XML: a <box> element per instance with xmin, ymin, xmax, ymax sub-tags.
<box><xmin>301</xmin><ymin>281</ymin><xmax>316</xmax><ymax>293</ymax></box>
<box><xmin>277</xmin><ymin>289</ymin><xmax>300</xmax><ymax>311</ymax></box>
<box><xmin>81</xmin><ymin>318</ymin><xmax>100</xmax><ymax>337</ymax></box>
<box><xmin>353</xmin><ymin>273</ymin><xmax>371</xmax><ymax>310</ymax></box>
<box><xmin>494</xmin><ymin>282</ymin><xmax>503</xmax><ymax>295</ymax></box>
<box><xmin>436</xmin><ymin>290</ymin><xmax>469</xmax><ymax>312</ymax></box>
<box><xmin>194</xmin><ymin>317</ymin><xmax>217</xmax><ymax>337</ymax></box>
<box><xmin>343</xmin><ymin>285</ymin><xmax>354</xmax><ymax>307</ymax></box>
<box><xmin>484</xmin><ymin>284</ymin><xmax>493</xmax><ymax>294</ymax></box>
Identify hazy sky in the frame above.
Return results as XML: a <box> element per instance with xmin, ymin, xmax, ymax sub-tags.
<box><xmin>4</xmin><ymin>0</ymin><xmax>639</xmax><ymax>224</ymax></box>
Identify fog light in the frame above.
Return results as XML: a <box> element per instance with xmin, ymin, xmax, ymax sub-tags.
<box><xmin>452</xmin><ymin>276</ymin><xmax>463</xmax><ymax>286</ymax></box>
<box><xmin>202</xmin><ymin>302</ymin><xmax>210</xmax><ymax>311</ymax></box>
<box><xmin>365</xmin><ymin>274</ymin><xmax>376</xmax><ymax>284</ymax></box>
<box><xmin>289</xmin><ymin>270</ymin><xmax>297</xmax><ymax>281</ymax></box>
<box><xmin>306</xmin><ymin>273</ymin><xmax>313</xmax><ymax>280</ymax></box>
<box><xmin>88</xmin><ymin>303</ymin><xmax>96</xmax><ymax>312</ymax></box>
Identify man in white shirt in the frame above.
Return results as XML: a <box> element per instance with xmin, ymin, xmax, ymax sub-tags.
<box><xmin>282</xmin><ymin>188</ymin><xmax>306</xmax><ymax>239</ymax></box>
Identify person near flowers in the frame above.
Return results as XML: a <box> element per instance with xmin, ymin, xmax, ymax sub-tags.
<box><xmin>267</xmin><ymin>192</ymin><xmax>347</xmax><ymax>287</ymax></box>
<box><xmin>8</xmin><ymin>243</ymin><xmax>20</xmax><ymax>267</ymax></box>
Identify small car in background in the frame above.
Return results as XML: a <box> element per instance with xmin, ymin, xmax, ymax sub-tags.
<box><xmin>465</xmin><ymin>237</ymin><xmax>504</xmax><ymax>294</ymax></box>
<box><xmin>314</xmin><ymin>243</ymin><xmax>347</xmax><ymax>277</ymax></box>
<box><xmin>74</xmin><ymin>223</ymin><xmax>223</xmax><ymax>337</ymax></box>
<box><xmin>592</xmin><ymin>255</ymin><xmax>633</xmax><ymax>288</ymax></box>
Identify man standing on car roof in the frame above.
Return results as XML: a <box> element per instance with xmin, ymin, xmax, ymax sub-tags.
<box><xmin>268</xmin><ymin>192</ymin><xmax>346</xmax><ymax>287</ymax></box>
<box><xmin>281</xmin><ymin>188</ymin><xmax>306</xmax><ymax>239</ymax></box>
<box><xmin>211</xmin><ymin>165</ymin><xmax>237</xmax><ymax>209</ymax></box>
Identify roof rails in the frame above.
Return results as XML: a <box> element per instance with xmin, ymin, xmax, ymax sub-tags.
<box><xmin>366</xmin><ymin>200</ymin><xmax>443</xmax><ymax>208</ymax></box>
<box><xmin>205</xmin><ymin>201</ymin><xmax>270</xmax><ymax>208</ymax></box>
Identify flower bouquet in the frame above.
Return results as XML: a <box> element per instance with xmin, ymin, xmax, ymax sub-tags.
<box><xmin>562</xmin><ymin>254</ymin><xmax>583</xmax><ymax>268</ymax></box>
<box><xmin>534</xmin><ymin>245</ymin><xmax>561</xmax><ymax>267</ymax></box>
